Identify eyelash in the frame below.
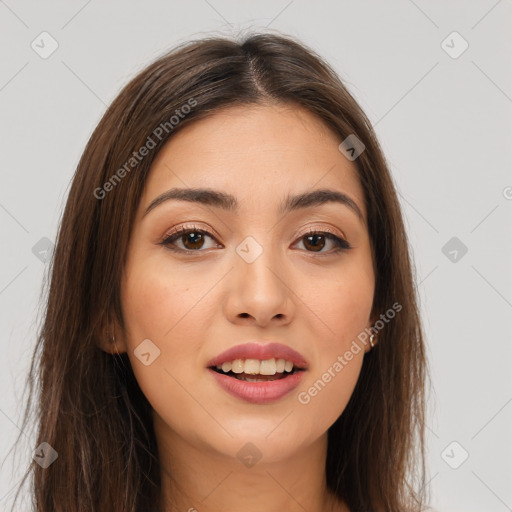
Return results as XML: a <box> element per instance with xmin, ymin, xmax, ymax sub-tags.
<box><xmin>159</xmin><ymin>224</ymin><xmax>352</xmax><ymax>255</ymax></box>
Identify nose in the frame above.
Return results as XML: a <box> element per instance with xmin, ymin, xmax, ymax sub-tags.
<box><xmin>224</xmin><ymin>241</ymin><xmax>294</xmax><ymax>327</ymax></box>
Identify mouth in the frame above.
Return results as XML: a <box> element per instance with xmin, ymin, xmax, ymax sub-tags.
<box><xmin>206</xmin><ymin>342</ymin><xmax>308</xmax><ymax>404</ymax></box>
<box><xmin>208</xmin><ymin>358</ymin><xmax>306</xmax><ymax>382</ymax></box>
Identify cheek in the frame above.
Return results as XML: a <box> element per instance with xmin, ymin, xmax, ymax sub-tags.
<box><xmin>121</xmin><ymin>258</ymin><xmax>207</xmax><ymax>348</ymax></box>
<box><xmin>295</xmin><ymin>280</ymin><xmax>370</xmax><ymax>424</ymax></box>
<box><xmin>295</xmin><ymin>352</ymin><xmax>364</xmax><ymax>434</ymax></box>
<box><xmin>120</xmin><ymin>259</ymin><xmax>201</xmax><ymax>383</ymax></box>
<box><xmin>120</xmin><ymin>262</ymin><xmax>217</xmax><ymax>440</ymax></box>
<box><xmin>303</xmin><ymin>260</ymin><xmax>374</xmax><ymax>343</ymax></box>
<box><xmin>293</xmin><ymin>261</ymin><xmax>372</xmax><ymax>424</ymax></box>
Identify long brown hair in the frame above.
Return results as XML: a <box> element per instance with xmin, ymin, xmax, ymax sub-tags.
<box><xmin>9</xmin><ymin>31</ymin><xmax>429</xmax><ymax>512</ymax></box>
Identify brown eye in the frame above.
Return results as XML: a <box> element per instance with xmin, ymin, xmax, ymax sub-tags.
<box><xmin>160</xmin><ymin>226</ymin><xmax>220</xmax><ymax>252</ymax></box>
<box><xmin>303</xmin><ymin>233</ymin><xmax>326</xmax><ymax>252</ymax></box>
<box><xmin>295</xmin><ymin>231</ymin><xmax>351</xmax><ymax>253</ymax></box>
<box><xmin>178</xmin><ymin>231</ymin><xmax>206</xmax><ymax>250</ymax></box>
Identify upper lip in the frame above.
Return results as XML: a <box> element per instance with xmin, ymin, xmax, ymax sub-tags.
<box><xmin>206</xmin><ymin>342</ymin><xmax>309</xmax><ymax>370</ymax></box>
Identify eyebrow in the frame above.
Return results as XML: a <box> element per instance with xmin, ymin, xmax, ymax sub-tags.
<box><xmin>143</xmin><ymin>187</ymin><xmax>365</xmax><ymax>224</ymax></box>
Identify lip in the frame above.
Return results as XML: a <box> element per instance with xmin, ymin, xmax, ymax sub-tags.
<box><xmin>206</xmin><ymin>342</ymin><xmax>309</xmax><ymax>369</ymax></box>
<box><xmin>208</xmin><ymin>367</ymin><xmax>306</xmax><ymax>404</ymax></box>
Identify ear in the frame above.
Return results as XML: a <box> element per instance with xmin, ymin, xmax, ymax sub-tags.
<box><xmin>363</xmin><ymin>314</ymin><xmax>378</xmax><ymax>353</ymax></box>
<box><xmin>95</xmin><ymin>312</ymin><xmax>128</xmax><ymax>355</ymax></box>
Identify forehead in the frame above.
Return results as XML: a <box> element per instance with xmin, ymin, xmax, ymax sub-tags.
<box><xmin>141</xmin><ymin>103</ymin><xmax>366</xmax><ymax>220</ymax></box>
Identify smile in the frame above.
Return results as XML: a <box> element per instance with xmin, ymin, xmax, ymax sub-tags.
<box><xmin>206</xmin><ymin>342</ymin><xmax>308</xmax><ymax>404</ymax></box>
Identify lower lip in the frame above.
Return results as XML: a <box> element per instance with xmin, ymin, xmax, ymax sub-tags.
<box><xmin>208</xmin><ymin>368</ymin><xmax>305</xmax><ymax>404</ymax></box>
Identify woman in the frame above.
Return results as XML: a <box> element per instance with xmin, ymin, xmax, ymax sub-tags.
<box><xmin>11</xmin><ymin>32</ymin><xmax>429</xmax><ymax>512</ymax></box>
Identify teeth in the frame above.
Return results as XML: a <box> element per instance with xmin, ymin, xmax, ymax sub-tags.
<box><xmin>259</xmin><ymin>359</ymin><xmax>276</xmax><ymax>375</ymax></box>
<box><xmin>215</xmin><ymin>357</ymin><xmax>296</xmax><ymax>375</ymax></box>
<box><xmin>231</xmin><ymin>359</ymin><xmax>244</xmax><ymax>374</ymax></box>
<box><xmin>244</xmin><ymin>358</ymin><xmax>260</xmax><ymax>375</ymax></box>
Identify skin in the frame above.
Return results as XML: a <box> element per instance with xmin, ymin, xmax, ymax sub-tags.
<box><xmin>105</xmin><ymin>103</ymin><xmax>376</xmax><ymax>512</ymax></box>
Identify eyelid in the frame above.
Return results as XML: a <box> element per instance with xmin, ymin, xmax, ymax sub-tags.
<box><xmin>163</xmin><ymin>222</ymin><xmax>346</xmax><ymax>241</ymax></box>
<box><xmin>162</xmin><ymin>223</ymin><xmax>220</xmax><ymax>242</ymax></box>
<box><xmin>294</xmin><ymin>223</ymin><xmax>346</xmax><ymax>240</ymax></box>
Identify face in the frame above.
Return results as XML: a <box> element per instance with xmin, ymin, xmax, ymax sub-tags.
<box><xmin>114</xmin><ymin>103</ymin><xmax>375</xmax><ymax>466</ymax></box>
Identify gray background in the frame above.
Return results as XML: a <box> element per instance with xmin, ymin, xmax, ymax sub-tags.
<box><xmin>1</xmin><ymin>1</ymin><xmax>511</xmax><ymax>511</ymax></box>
